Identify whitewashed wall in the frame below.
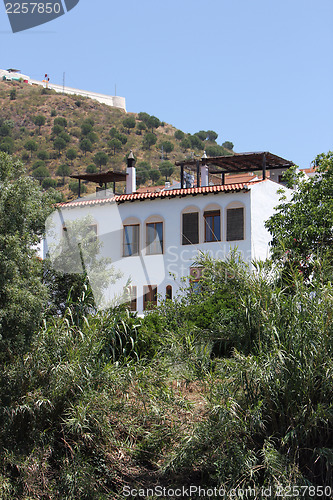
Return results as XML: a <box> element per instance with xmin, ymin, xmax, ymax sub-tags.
<box><xmin>30</xmin><ymin>79</ymin><xmax>126</xmax><ymax>111</ymax></box>
<box><xmin>46</xmin><ymin>181</ymin><xmax>286</xmax><ymax>313</ymax></box>
<box><xmin>249</xmin><ymin>180</ymin><xmax>293</xmax><ymax>261</ymax></box>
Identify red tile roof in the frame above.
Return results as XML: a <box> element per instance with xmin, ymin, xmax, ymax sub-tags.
<box><xmin>58</xmin><ymin>182</ymin><xmax>262</xmax><ymax>208</ymax></box>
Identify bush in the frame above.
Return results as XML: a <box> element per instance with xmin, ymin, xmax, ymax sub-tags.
<box><xmin>54</xmin><ymin>117</ymin><xmax>67</xmax><ymax>128</ymax></box>
<box><xmin>86</xmin><ymin>164</ymin><xmax>98</xmax><ymax>173</ymax></box>
<box><xmin>205</xmin><ymin>144</ymin><xmax>227</xmax><ymax>157</ymax></box>
<box><xmin>0</xmin><ymin>137</ymin><xmax>14</xmax><ymax>154</ymax></box>
<box><xmin>188</xmin><ymin>134</ymin><xmax>204</xmax><ymax>150</ymax></box>
<box><xmin>32</xmin><ymin>159</ymin><xmax>46</xmax><ymax>170</ymax></box>
<box><xmin>21</xmin><ymin>151</ymin><xmax>30</xmax><ymax>161</ymax></box>
<box><xmin>32</xmin><ymin>165</ymin><xmax>50</xmax><ymax>180</ymax></box>
<box><xmin>42</xmin><ymin>178</ymin><xmax>57</xmax><ymax>189</ymax></box>
<box><xmin>37</xmin><ymin>150</ymin><xmax>49</xmax><ymax>160</ymax></box>
<box><xmin>69</xmin><ymin>181</ymin><xmax>87</xmax><ymax>195</ymax></box>
<box><xmin>174</xmin><ymin>129</ymin><xmax>184</xmax><ymax>140</ymax></box>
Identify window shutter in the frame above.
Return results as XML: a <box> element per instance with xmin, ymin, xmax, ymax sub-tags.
<box><xmin>182</xmin><ymin>212</ymin><xmax>199</xmax><ymax>245</ymax></box>
<box><xmin>227</xmin><ymin>208</ymin><xmax>244</xmax><ymax>241</ymax></box>
<box><xmin>143</xmin><ymin>285</ymin><xmax>157</xmax><ymax>310</ymax></box>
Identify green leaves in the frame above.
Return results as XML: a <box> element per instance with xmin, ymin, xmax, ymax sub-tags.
<box><xmin>266</xmin><ymin>152</ymin><xmax>333</xmax><ymax>281</ymax></box>
<box><xmin>0</xmin><ymin>153</ymin><xmax>53</xmax><ymax>359</ymax></box>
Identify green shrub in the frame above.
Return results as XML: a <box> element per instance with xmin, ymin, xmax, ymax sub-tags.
<box><xmin>42</xmin><ymin>178</ymin><xmax>57</xmax><ymax>189</ymax></box>
<box><xmin>37</xmin><ymin>150</ymin><xmax>49</xmax><ymax>160</ymax></box>
<box><xmin>32</xmin><ymin>165</ymin><xmax>50</xmax><ymax>179</ymax></box>
<box><xmin>69</xmin><ymin>181</ymin><xmax>87</xmax><ymax>195</ymax></box>
<box><xmin>86</xmin><ymin>164</ymin><xmax>97</xmax><ymax>174</ymax></box>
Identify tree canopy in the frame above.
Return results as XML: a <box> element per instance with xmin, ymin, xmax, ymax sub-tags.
<box><xmin>265</xmin><ymin>152</ymin><xmax>333</xmax><ymax>280</ymax></box>
<box><xmin>159</xmin><ymin>140</ymin><xmax>174</xmax><ymax>158</ymax></box>
<box><xmin>123</xmin><ymin>117</ymin><xmax>136</xmax><ymax>133</ymax></box>
<box><xmin>33</xmin><ymin>115</ymin><xmax>46</xmax><ymax>134</ymax></box>
<box><xmin>0</xmin><ymin>153</ymin><xmax>53</xmax><ymax>359</ymax></box>
<box><xmin>143</xmin><ymin>132</ymin><xmax>157</xmax><ymax>150</ymax></box>
<box><xmin>159</xmin><ymin>160</ymin><xmax>174</xmax><ymax>181</ymax></box>
<box><xmin>93</xmin><ymin>151</ymin><xmax>108</xmax><ymax>171</ymax></box>
<box><xmin>222</xmin><ymin>141</ymin><xmax>234</xmax><ymax>150</ymax></box>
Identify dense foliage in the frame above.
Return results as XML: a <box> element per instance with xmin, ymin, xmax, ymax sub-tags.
<box><xmin>0</xmin><ymin>153</ymin><xmax>53</xmax><ymax>359</ymax></box>
<box><xmin>0</xmin><ymin>250</ymin><xmax>332</xmax><ymax>498</ymax></box>
<box><xmin>266</xmin><ymin>152</ymin><xmax>333</xmax><ymax>281</ymax></box>
<box><xmin>0</xmin><ymin>148</ymin><xmax>332</xmax><ymax>498</ymax></box>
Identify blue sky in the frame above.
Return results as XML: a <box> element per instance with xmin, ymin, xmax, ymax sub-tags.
<box><xmin>1</xmin><ymin>0</ymin><xmax>332</xmax><ymax>168</ymax></box>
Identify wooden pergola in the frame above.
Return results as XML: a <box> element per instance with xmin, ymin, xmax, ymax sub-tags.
<box><xmin>175</xmin><ymin>152</ymin><xmax>294</xmax><ymax>187</ymax></box>
<box><xmin>70</xmin><ymin>170</ymin><xmax>127</xmax><ymax>198</ymax></box>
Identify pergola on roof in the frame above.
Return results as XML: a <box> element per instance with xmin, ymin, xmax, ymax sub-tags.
<box><xmin>70</xmin><ymin>170</ymin><xmax>127</xmax><ymax>184</ymax></box>
<box><xmin>175</xmin><ymin>152</ymin><xmax>294</xmax><ymax>186</ymax></box>
<box><xmin>70</xmin><ymin>170</ymin><xmax>127</xmax><ymax>198</ymax></box>
<box><xmin>175</xmin><ymin>152</ymin><xmax>294</xmax><ymax>174</ymax></box>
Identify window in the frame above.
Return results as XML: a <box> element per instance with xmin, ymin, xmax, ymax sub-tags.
<box><xmin>123</xmin><ymin>224</ymin><xmax>139</xmax><ymax>256</ymax></box>
<box><xmin>182</xmin><ymin>212</ymin><xmax>199</xmax><ymax>245</ymax></box>
<box><xmin>143</xmin><ymin>285</ymin><xmax>157</xmax><ymax>310</ymax></box>
<box><xmin>204</xmin><ymin>210</ymin><xmax>221</xmax><ymax>242</ymax></box>
<box><xmin>126</xmin><ymin>286</ymin><xmax>137</xmax><ymax>311</ymax></box>
<box><xmin>146</xmin><ymin>222</ymin><xmax>163</xmax><ymax>254</ymax></box>
<box><xmin>166</xmin><ymin>285</ymin><xmax>172</xmax><ymax>300</ymax></box>
<box><xmin>227</xmin><ymin>207</ymin><xmax>244</xmax><ymax>241</ymax></box>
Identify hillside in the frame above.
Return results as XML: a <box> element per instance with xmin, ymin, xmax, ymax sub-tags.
<box><xmin>0</xmin><ymin>80</ymin><xmax>233</xmax><ymax>199</ymax></box>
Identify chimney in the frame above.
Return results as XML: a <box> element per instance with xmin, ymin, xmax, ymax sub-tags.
<box><xmin>126</xmin><ymin>150</ymin><xmax>136</xmax><ymax>194</ymax></box>
<box><xmin>200</xmin><ymin>151</ymin><xmax>209</xmax><ymax>187</ymax></box>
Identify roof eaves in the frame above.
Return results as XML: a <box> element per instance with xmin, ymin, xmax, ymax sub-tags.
<box><xmin>57</xmin><ymin>182</ymin><xmax>256</xmax><ymax>208</ymax></box>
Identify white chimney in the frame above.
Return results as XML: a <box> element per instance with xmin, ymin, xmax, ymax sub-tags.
<box><xmin>200</xmin><ymin>151</ymin><xmax>209</xmax><ymax>187</ymax></box>
<box><xmin>126</xmin><ymin>150</ymin><xmax>136</xmax><ymax>194</ymax></box>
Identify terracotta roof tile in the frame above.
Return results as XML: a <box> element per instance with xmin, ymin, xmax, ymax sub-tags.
<box><xmin>58</xmin><ymin>181</ymin><xmax>264</xmax><ymax>208</ymax></box>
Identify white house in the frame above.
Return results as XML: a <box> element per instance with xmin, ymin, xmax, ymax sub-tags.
<box><xmin>46</xmin><ymin>152</ymin><xmax>293</xmax><ymax>313</ymax></box>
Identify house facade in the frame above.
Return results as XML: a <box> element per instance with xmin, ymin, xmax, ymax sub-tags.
<box><xmin>46</xmin><ymin>152</ymin><xmax>293</xmax><ymax>313</ymax></box>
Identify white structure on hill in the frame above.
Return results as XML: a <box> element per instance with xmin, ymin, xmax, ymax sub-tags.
<box><xmin>46</xmin><ymin>152</ymin><xmax>293</xmax><ymax>313</ymax></box>
<box><xmin>0</xmin><ymin>68</ymin><xmax>126</xmax><ymax>111</ymax></box>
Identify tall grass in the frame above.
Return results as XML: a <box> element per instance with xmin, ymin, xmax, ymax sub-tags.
<box><xmin>0</xmin><ymin>254</ymin><xmax>332</xmax><ymax>498</ymax></box>
<box><xmin>162</xmin><ymin>255</ymin><xmax>333</xmax><ymax>495</ymax></box>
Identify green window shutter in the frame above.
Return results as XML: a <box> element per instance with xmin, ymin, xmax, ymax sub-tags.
<box><xmin>182</xmin><ymin>212</ymin><xmax>199</xmax><ymax>245</ymax></box>
<box><xmin>227</xmin><ymin>208</ymin><xmax>244</xmax><ymax>241</ymax></box>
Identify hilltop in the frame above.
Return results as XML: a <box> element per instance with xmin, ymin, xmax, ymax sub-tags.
<box><xmin>0</xmin><ymin>80</ymin><xmax>233</xmax><ymax>199</ymax></box>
